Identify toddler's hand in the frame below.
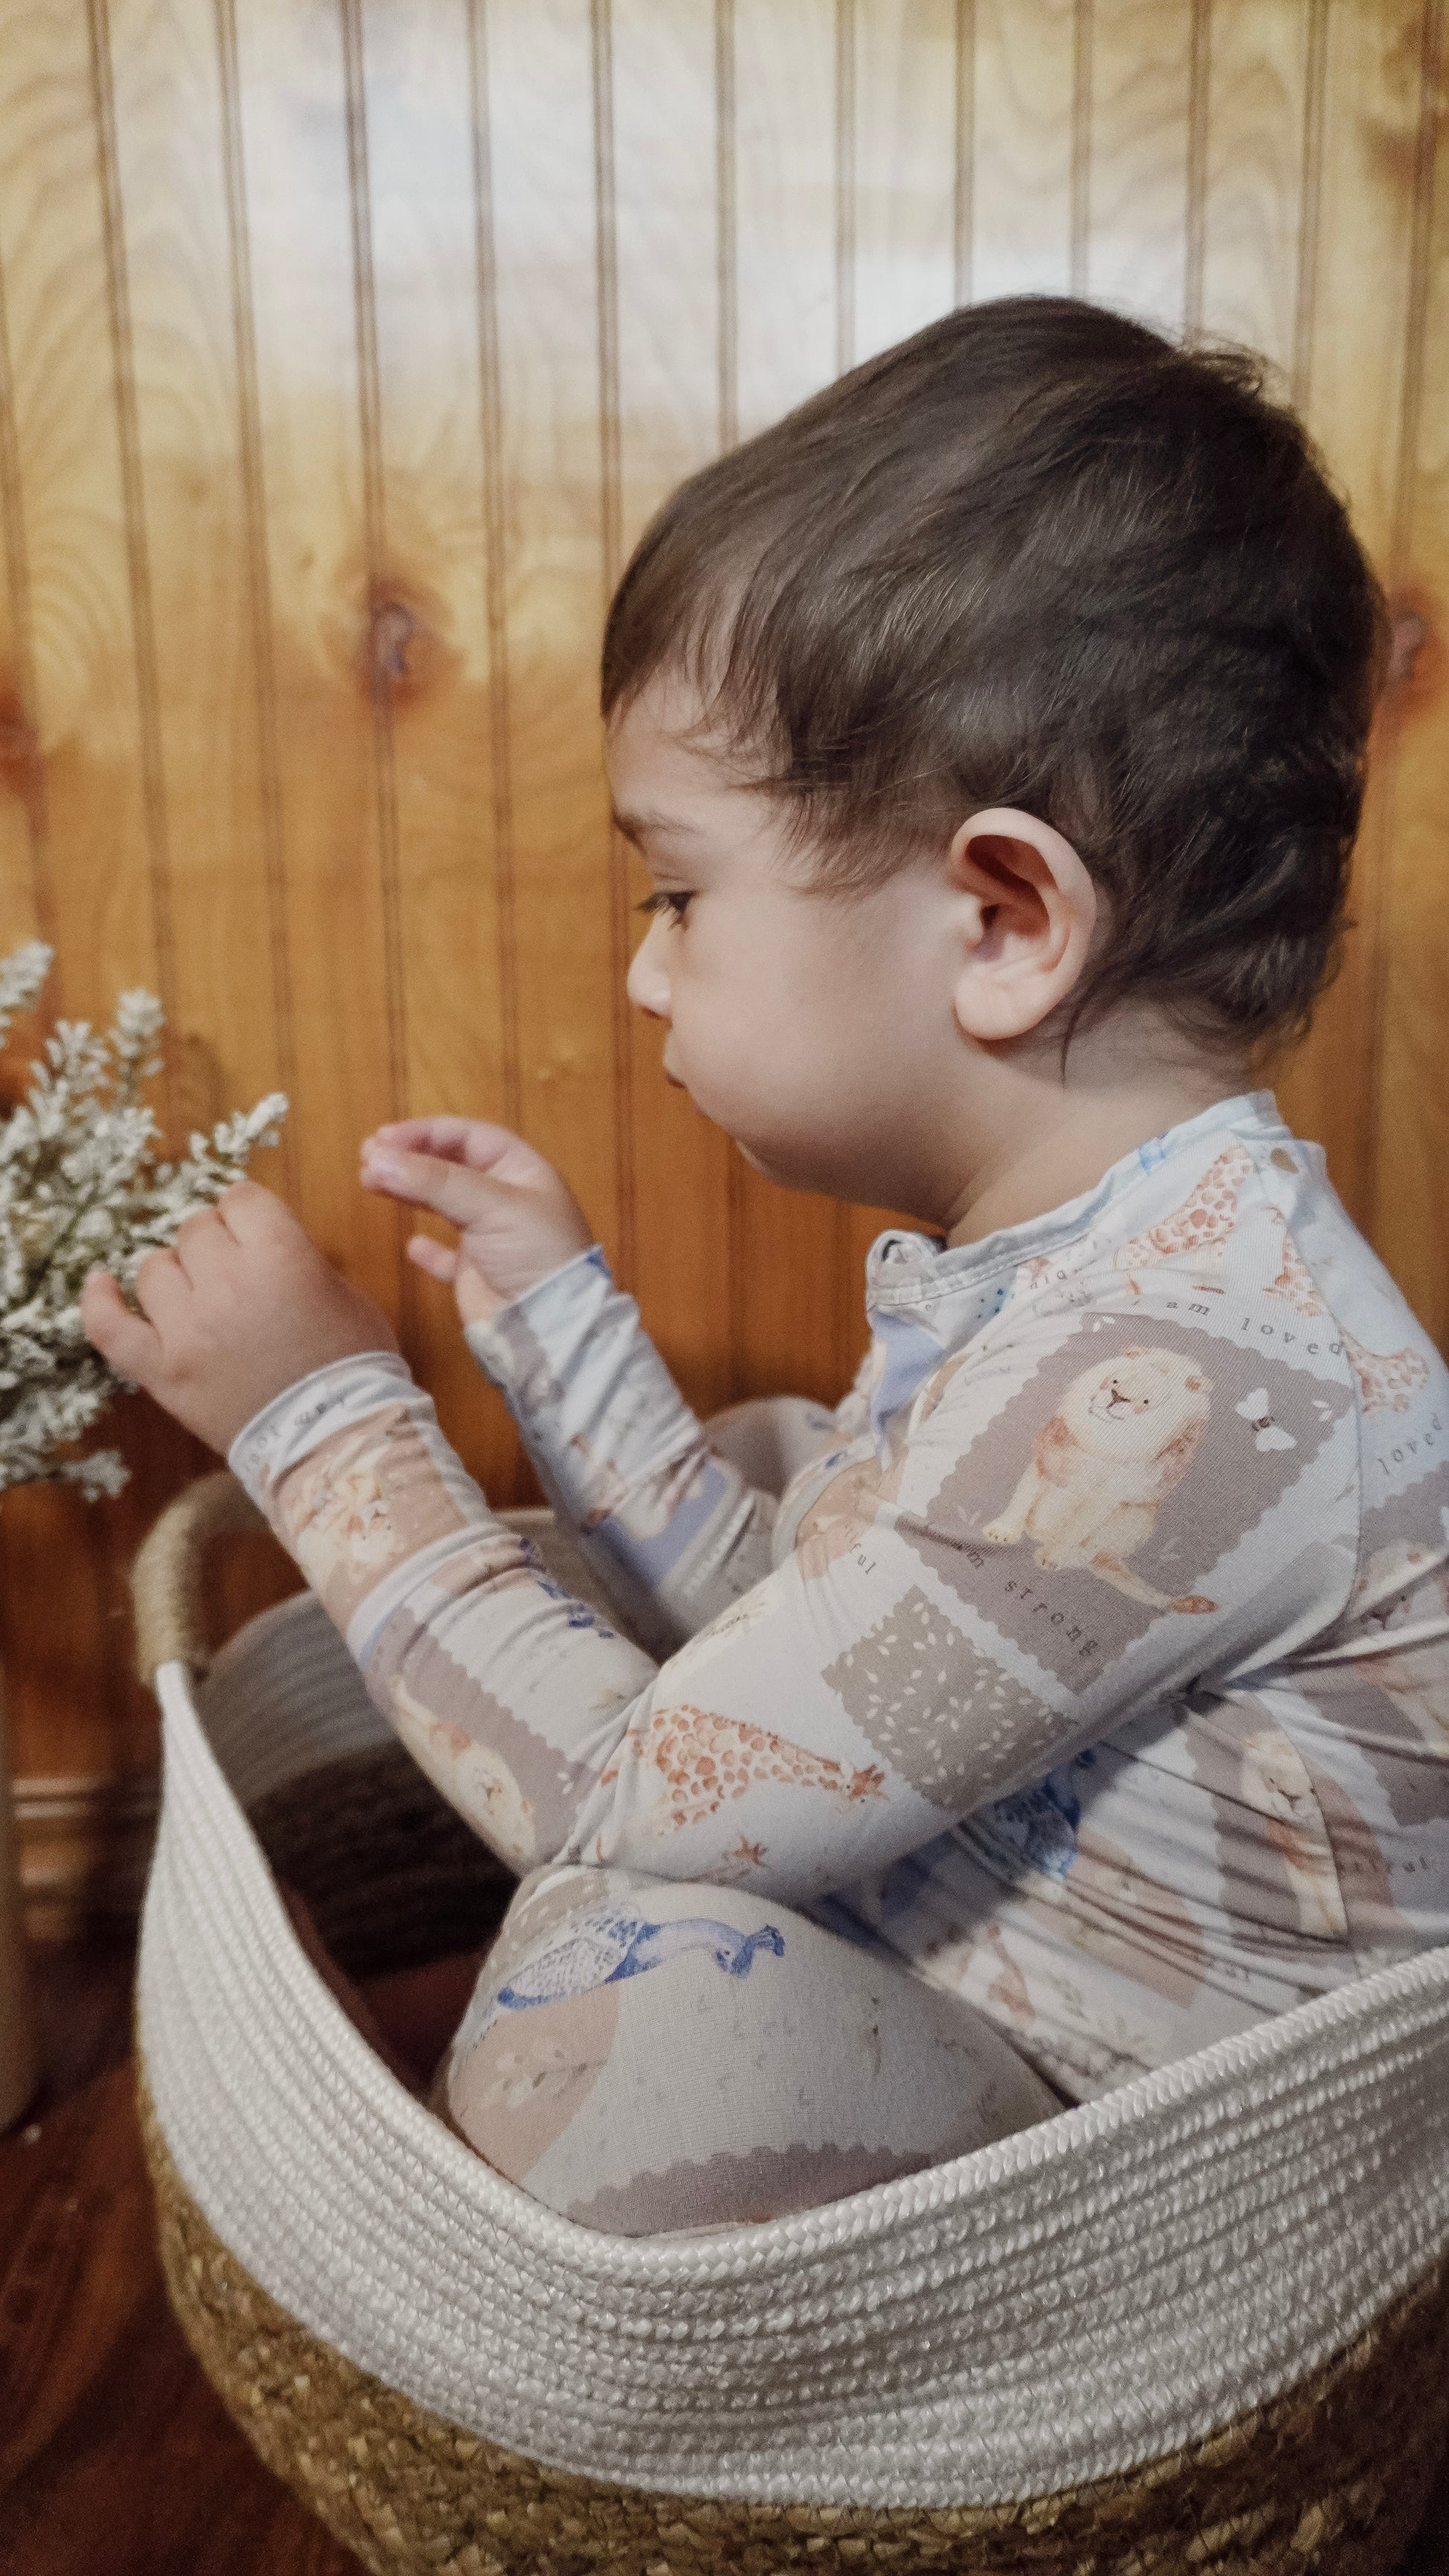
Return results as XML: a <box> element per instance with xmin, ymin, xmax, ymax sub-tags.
<box><xmin>79</xmin><ymin>1182</ymin><xmax>398</xmax><ymax>1455</ymax></box>
<box><xmin>359</xmin><ymin>1118</ymin><xmax>593</xmax><ymax>1326</ymax></box>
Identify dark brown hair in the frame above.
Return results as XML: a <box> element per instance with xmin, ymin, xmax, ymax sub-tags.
<box><xmin>601</xmin><ymin>296</ymin><xmax>1387</xmax><ymax>1047</ymax></box>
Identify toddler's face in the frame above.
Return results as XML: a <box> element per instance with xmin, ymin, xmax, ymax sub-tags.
<box><xmin>609</xmin><ymin>675</ymin><xmax>961</xmax><ymax>1216</ymax></box>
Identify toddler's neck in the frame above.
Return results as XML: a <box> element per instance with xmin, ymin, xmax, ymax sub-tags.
<box><xmin>943</xmin><ymin>1018</ymin><xmax>1249</xmax><ymax>1249</ymax></box>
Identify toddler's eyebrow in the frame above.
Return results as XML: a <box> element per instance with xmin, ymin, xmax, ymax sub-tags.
<box><xmin>610</xmin><ymin>804</ymin><xmax>702</xmax><ymax>847</ymax></box>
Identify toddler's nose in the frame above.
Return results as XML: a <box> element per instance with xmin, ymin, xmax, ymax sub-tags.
<box><xmin>627</xmin><ymin>916</ymin><xmax>672</xmax><ymax>1021</ymax></box>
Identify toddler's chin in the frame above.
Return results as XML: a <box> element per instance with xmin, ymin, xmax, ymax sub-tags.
<box><xmin>730</xmin><ymin>1134</ymin><xmax>841</xmax><ymax>1196</ymax></box>
<box><xmin>703</xmin><ymin>1094</ymin><xmax>850</xmax><ymax>1193</ymax></box>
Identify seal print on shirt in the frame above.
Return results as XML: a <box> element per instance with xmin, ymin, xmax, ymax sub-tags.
<box><xmin>369</xmin><ymin>1611</ymin><xmax>599</xmax><ymax>1864</ymax></box>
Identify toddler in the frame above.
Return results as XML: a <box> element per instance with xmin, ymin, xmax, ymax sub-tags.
<box><xmin>84</xmin><ymin>297</ymin><xmax>1449</xmax><ymax>2237</ymax></box>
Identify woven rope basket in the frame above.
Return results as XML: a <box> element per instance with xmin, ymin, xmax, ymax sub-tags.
<box><xmin>133</xmin><ymin>1474</ymin><xmax>1449</xmax><ymax>2575</ymax></box>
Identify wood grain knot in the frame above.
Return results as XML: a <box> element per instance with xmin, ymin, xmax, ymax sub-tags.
<box><xmin>0</xmin><ymin>682</ymin><xmax>42</xmax><ymax>825</ymax></box>
<box><xmin>367</xmin><ymin>599</ymin><xmax>420</xmax><ymax>698</ymax></box>
<box><xmin>1387</xmin><ymin>610</ymin><xmax>1427</xmax><ymax>687</ymax></box>
<box><xmin>1383</xmin><ymin>596</ymin><xmax>1441</xmax><ymax>713</ymax></box>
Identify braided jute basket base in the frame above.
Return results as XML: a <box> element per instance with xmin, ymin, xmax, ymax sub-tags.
<box><xmin>139</xmin><ymin>2064</ymin><xmax>1448</xmax><ymax>2576</ymax></box>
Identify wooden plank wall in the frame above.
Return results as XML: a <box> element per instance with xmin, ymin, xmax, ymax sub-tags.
<box><xmin>0</xmin><ymin>0</ymin><xmax>1445</xmax><ymax>1893</ymax></box>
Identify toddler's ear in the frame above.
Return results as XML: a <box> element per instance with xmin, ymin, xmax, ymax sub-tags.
<box><xmin>946</xmin><ymin>806</ymin><xmax>1097</xmax><ymax>1044</ymax></box>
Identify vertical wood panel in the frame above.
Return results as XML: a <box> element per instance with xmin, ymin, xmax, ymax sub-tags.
<box><xmin>228</xmin><ymin>0</ymin><xmax>403</xmax><ymax>1303</ymax></box>
<box><xmin>853</xmin><ymin>0</ymin><xmax>958</xmax><ymax>362</ymax></box>
<box><xmin>86</xmin><ymin>0</ymin><xmax>178</xmax><ymax>1048</ymax></box>
<box><xmin>1290</xmin><ymin>0</ymin><xmax>1330</xmax><ymax>408</ymax></box>
<box><xmin>0</xmin><ymin>0</ymin><xmax>1444</xmax><ymax>1822</ymax></box>
<box><xmin>1086</xmin><ymin>0</ymin><xmax>1193</xmax><ymax>329</ymax></box>
<box><xmin>354</xmin><ymin>0</ymin><xmax>519</xmax><ymax>1490</ymax></box>
<box><xmin>734</xmin><ymin>0</ymin><xmax>837</xmax><ymax>433</ymax></box>
<box><xmin>484</xmin><ymin>1</ymin><xmax>621</xmax><ymax>1274</ymax></box>
<box><xmin>1195</xmin><ymin>0</ymin><xmax>1308</xmax><ymax>372</ymax></box>
<box><xmin>730</xmin><ymin>0</ymin><xmax>853</xmax><ymax>1403</ymax></box>
<box><xmin>104</xmin><ymin>0</ymin><xmax>291</xmax><ymax>1171</ymax></box>
<box><xmin>1363</xmin><ymin>0</ymin><xmax>1449</xmax><ymax>1346</ymax></box>
<box><xmin>0</xmin><ymin>249</ymin><xmax>48</xmax><ymax>953</ymax></box>
<box><xmin>971</xmin><ymin>0</ymin><xmax>1076</xmax><ymax>302</ymax></box>
<box><xmin>0</xmin><ymin>6</ymin><xmax>161</xmax><ymax>1008</ymax></box>
<box><xmin>1271</xmin><ymin>0</ymin><xmax>1432</xmax><ymax>1221</ymax></box>
<box><xmin>611</xmin><ymin>0</ymin><xmax>736</xmax><ymax>1417</ymax></box>
<box><xmin>339</xmin><ymin>0</ymin><xmax>410</xmax><ymax>1232</ymax></box>
<box><xmin>0</xmin><ymin>1</ymin><xmax>188</xmax><ymax>1782</ymax></box>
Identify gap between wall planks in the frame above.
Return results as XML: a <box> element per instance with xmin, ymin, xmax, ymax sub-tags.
<box><xmin>0</xmin><ymin>0</ymin><xmax>1445</xmax><ymax>1805</ymax></box>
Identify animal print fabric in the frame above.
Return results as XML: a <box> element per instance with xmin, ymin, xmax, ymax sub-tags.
<box><xmin>232</xmin><ymin>1091</ymin><xmax>1449</xmax><ymax>2153</ymax></box>
<box><xmin>432</xmin><ymin>1856</ymin><xmax>1057</xmax><ymax>2234</ymax></box>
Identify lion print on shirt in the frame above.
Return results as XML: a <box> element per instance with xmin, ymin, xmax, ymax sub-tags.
<box><xmin>1236</xmin><ymin>1724</ymin><xmax>1348</xmax><ymax>1940</ymax></box>
<box><xmin>390</xmin><ymin>1678</ymin><xmax>538</xmax><ymax>1866</ymax></box>
<box><xmin>794</xmin><ymin>1451</ymin><xmax>908</xmax><ymax>1581</ymax></box>
<box><xmin>983</xmin><ymin>1346</ymin><xmax>1217</xmax><ymax>1613</ymax></box>
<box><xmin>275</xmin><ymin>1410</ymin><xmax>477</xmax><ymax>1630</ymax></box>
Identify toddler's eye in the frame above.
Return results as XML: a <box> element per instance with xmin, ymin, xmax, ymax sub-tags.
<box><xmin>636</xmin><ymin>890</ymin><xmax>693</xmax><ymax>926</ymax></box>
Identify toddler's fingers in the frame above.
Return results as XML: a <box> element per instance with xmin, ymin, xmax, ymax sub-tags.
<box><xmin>365</xmin><ymin>1118</ymin><xmax>519</xmax><ymax>1173</ymax></box>
<box><xmin>80</xmin><ymin>1269</ymin><xmax>162</xmax><ymax>1380</ymax></box>
<box><xmin>132</xmin><ymin>1245</ymin><xmax>191</xmax><ymax>1327</ymax></box>
<box><xmin>212</xmin><ymin>1178</ymin><xmax>297</xmax><ymax>1244</ymax></box>
<box><xmin>406</xmin><ymin>1233</ymin><xmax>459</xmax><ymax>1284</ymax></box>
<box><xmin>361</xmin><ymin>1142</ymin><xmax>500</xmax><ymax>1228</ymax></box>
<box><xmin>168</xmin><ymin>1202</ymin><xmax>233</xmax><ymax>1281</ymax></box>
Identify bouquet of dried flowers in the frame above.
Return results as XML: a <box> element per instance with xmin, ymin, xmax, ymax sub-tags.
<box><xmin>0</xmin><ymin>941</ymin><xmax>287</xmax><ymax>1497</ymax></box>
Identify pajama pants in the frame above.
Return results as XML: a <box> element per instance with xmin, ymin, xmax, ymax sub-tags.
<box><xmin>433</xmin><ymin>1400</ymin><xmax>1058</xmax><ymax>2235</ymax></box>
<box><xmin>436</xmin><ymin>1856</ymin><xmax>1057</xmax><ymax>2234</ymax></box>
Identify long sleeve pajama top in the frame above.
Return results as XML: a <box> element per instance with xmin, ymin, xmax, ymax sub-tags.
<box><xmin>231</xmin><ymin>1092</ymin><xmax>1449</xmax><ymax>2101</ymax></box>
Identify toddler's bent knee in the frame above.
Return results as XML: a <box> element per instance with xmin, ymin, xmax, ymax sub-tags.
<box><xmin>438</xmin><ymin>1864</ymin><xmax>1055</xmax><ymax>2234</ymax></box>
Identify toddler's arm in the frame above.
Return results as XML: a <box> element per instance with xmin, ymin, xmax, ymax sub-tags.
<box><xmin>220</xmin><ymin>1339</ymin><xmax>946</xmax><ymax>1896</ymax></box>
<box><xmin>359</xmin><ymin>1119</ymin><xmax>866</xmax><ymax>1652</ymax></box>
<box><xmin>84</xmin><ymin>1182</ymin><xmax>1353</xmax><ymax>1913</ymax></box>
<box><xmin>462</xmin><ymin>1249</ymin><xmax>864</xmax><ymax>1654</ymax></box>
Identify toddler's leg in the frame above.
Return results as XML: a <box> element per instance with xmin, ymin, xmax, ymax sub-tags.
<box><xmin>436</xmin><ymin>1864</ymin><xmax>1057</xmax><ymax>2234</ymax></box>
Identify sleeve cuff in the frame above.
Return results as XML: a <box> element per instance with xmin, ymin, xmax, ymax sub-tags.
<box><xmin>228</xmin><ymin>1350</ymin><xmax>415</xmax><ymax>1502</ymax></box>
<box><xmin>463</xmin><ymin>1245</ymin><xmax>615</xmax><ymax>1421</ymax></box>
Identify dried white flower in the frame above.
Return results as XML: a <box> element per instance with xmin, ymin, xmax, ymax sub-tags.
<box><xmin>0</xmin><ymin>945</ymin><xmax>287</xmax><ymax>1496</ymax></box>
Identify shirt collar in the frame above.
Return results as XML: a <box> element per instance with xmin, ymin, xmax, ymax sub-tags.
<box><xmin>862</xmin><ymin>1089</ymin><xmax>1290</xmax><ymax>1319</ymax></box>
